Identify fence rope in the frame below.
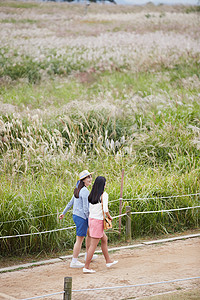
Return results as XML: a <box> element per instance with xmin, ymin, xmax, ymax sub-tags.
<box><xmin>72</xmin><ymin>276</ymin><xmax>200</xmax><ymax>292</ymax></box>
<box><xmin>0</xmin><ymin>225</ymin><xmax>75</xmax><ymax>239</ymax></box>
<box><xmin>0</xmin><ymin>209</ymin><xmax>73</xmax><ymax>225</ymax></box>
<box><xmin>0</xmin><ymin>213</ymin><xmax>57</xmax><ymax>224</ymax></box>
<box><xmin>109</xmin><ymin>192</ymin><xmax>200</xmax><ymax>203</ymax></box>
<box><xmin>19</xmin><ymin>276</ymin><xmax>200</xmax><ymax>299</ymax></box>
<box><xmin>112</xmin><ymin>205</ymin><xmax>200</xmax><ymax>219</ymax></box>
<box><xmin>20</xmin><ymin>291</ymin><xmax>64</xmax><ymax>300</ymax></box>
<box><xmin>112</xmin><ymin>213</ymin><xmax>127</xmax><ymax>219</ymax></box>
<box><xmin>1</xmin><ymin>205</ymin><xmax>199</xmax><ymax>239</ymax></box>
<box><xmin>130</xmin><ymin>205</ymin><xmax>200</xmax><ymax>215</ymax></box>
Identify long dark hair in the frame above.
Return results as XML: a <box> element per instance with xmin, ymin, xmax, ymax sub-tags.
<box><xmin>74</xmin><ymin>180</ymin><xmax>85</xmax><ymax>198</ymax></box>
<box><xmin>88</xmin><ymin>176</ymin><xmax>106</xmax><ymax>204</ymax></box>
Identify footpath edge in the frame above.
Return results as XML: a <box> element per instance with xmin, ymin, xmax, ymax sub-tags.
<box><xmin>1</xmin><ymin>233</ymin><xmax>199</xmax><ymax>273</ymax></box>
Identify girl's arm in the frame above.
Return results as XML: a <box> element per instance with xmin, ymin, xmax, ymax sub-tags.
<box><xmin>59</xmin><ymin>196</ymin><xmax>74</xmax><ymax>219</ymax></box>
<box><xmin>103</xmin><ymin>192</ymin><xmax>113</xmax><ymax>220</ymax></box>
<box><xmin>105</xmin><ymin>211</ymin><xmax>113</xmax><ymax>220</ymax></box>
<box><xmin>82</xmin><ymin>188</ymin><xmax>90</xmax><ymax>219</ymax></box>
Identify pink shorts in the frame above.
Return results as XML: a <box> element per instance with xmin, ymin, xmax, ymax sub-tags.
<box><xmin>89</xmin><ymin>218</ymin><xmax>104</xmax><ymax>238</ymax></box>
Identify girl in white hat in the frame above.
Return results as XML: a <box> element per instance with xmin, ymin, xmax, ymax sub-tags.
<box><xmin>59</xmin><ymin>170</ymin><xmax>96</xmax><ymax>268</ymax></box>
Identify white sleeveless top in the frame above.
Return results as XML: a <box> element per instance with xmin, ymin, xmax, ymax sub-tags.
<box><xmin>89</xmin><ymin>192</ymin><xmax>108</xmax><ymax>220</ymax></box>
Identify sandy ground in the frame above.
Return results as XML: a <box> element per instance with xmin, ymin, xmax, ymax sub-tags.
<box><xmin>0</xmin><ymin>238</ymin><xmax>200</xmax><ymax>300</ymax></box>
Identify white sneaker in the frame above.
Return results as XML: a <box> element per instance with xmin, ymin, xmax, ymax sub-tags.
<box><xmin>92</xmin><ymin>254</ymin><xmax>98</xmax><ymax>261</ymax></box>
<box><xmin>70</xmin><ymin>260</ymin><xmax>85</xmax><ymax>268</ymax></box>
<box><xmin>84</xmin><ymin>254</ymin><xmax>98</xmax><ymax>261</ymax></box>
<box><xmin>83</xmin><ymin>267</ymin><xmax>96</xmax><ymax>273</ymax></box>
<box><xmin>106</xmin><ymin>260</ymin><xmax>118</xmax><ymax>268</ymax></box>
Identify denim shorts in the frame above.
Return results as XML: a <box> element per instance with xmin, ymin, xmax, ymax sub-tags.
<box><xmin>73</xmin><ymin>214</ymin><xmax>88</xmax><ymax>237</ymax></box>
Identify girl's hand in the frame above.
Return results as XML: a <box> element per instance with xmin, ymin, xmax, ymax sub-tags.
<box><xmin>59</xmin><ymin>214</ymin><xmax>64</xmax><ymax>220</ymax></box>
<box><xmin>106</xmin><ymin>212</ymin><xmax>112</xmax><ymax>220</ymax></box>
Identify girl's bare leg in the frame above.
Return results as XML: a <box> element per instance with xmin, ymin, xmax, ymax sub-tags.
<box><xmin>86</xmin><ymin>228</ymin><xmax>91</xmax><ymax>253</ymax></box>
<box><xmin>84</xmin><ymin>237</ymin><xmax>99</xmax><ymax>269</ymax></box>
<box><xmin>73</xmin><ymin>236</ymin><xmax>84</xmax><ymax>258</ymax></box>
<box><xmin>101</xmin><ymin>232</ymin><xmax>112</xmax><ymax>264</ymax></box>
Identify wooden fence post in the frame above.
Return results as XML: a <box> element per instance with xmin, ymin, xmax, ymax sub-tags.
<box><xmin>126</xmin><ymin>206</ymin><xmax>132</xmax><ymax>242</ymax></box>
<box><xmin>119</xmin><ymin>168</ymin><xmax>125</xmax><ymax>235</ymax></box>
<box><xmin>63</xmin><ymin>277</ymin><xmax>72</xmax><ymax>300</ymax></box>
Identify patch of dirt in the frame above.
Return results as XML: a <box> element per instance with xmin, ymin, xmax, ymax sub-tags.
<box><xmin>0</xmin><ymin>237</ymin><xmax>200</xmax><ymax>300</ymax></box>
<box><xmin>75</xmin><ymin>68</ymin><xmax>97</xmax><ymax>84</ymax></box>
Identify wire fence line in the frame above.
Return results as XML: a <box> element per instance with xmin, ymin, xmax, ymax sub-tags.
<box><xmin>72</xmin><ymin>276</ymin><xmax>200</xmax><ymax>292</ymax></box>
<box><xmin>109</xmin><ymin>192</ymin><xmax>200</xmax><ymax>203</ymax></box>
<box><xmin>130</xmin><ymin>205</ymin><xmax>200</xmax><ymax>215</ymax></box>
<box><xmin>20</xmin><ymin>291</ymin><xmax>64</xmax><ymax>300</ymax></box>
<box><xmin>20</xmin><ymin>276</ymin><xmax>200</xmax><ymax>300</ymax></box>
<box><xmin>0</xmin><ymin>209</ymin><xmax>73</xmax><ymax>225</ymax></box>
<box><xmin>0</xmin><ymin>213</ymin><xmax>57</xmax><ymax>224</ymax></box>
<box><xmin>0</xmin><ymin>225</ymin><xmax>76</xmax><ymax>239</ymax></box>
<box><xmin>1</xmin><ymin>193</ymin><xmax>199</xmax><ymax>225</ymax></box>
<box><xmin>1</xmin><ymin>205</ymin><xmax>199</xmax><ymax>239</ymax></box>
<box><xmin>112</xmin><ymin>205</ymin><xmax>200</xmax><ymax>219</ymax></box>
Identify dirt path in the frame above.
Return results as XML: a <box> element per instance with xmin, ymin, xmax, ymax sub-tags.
<box><xmin>0</xmin><ymin>238</ymin><xmax>200</xmax><ymax>300</ymax></box>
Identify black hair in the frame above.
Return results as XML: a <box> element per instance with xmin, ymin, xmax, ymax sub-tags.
<box><xmin>88</xmin><ymin>176</ymin><xmax>106</xmax><ymax>204</ymax></box>
<box><xmin>74</xmin><ymin>180</ymin><xmax>85</xmax><ymax>198</ymax></box>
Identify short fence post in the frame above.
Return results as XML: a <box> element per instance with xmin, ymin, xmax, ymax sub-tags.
<box><xmin>63</xmin><ymin>277</ymin><xmax>72</xmax><ymax>300</ymax></box>
<box><xmin>119</xmin><ymin>168</ymin><xmax>125</xmax><ymax>235</ymax></box>
<box><xmin>126</xmin><ymin>206</ymin><xmax>132</xmax><ymax>242</ymax></box>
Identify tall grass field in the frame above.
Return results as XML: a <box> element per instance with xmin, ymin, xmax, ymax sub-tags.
<box><xmin>0</xmin><ymin>0</ymin><xmax>200</xmax><ymax>257</ymax></box>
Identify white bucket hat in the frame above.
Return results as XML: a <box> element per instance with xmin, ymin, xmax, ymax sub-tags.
<box><xmin>79</xmin><ymin>170</ymin><xmax>94</xmax><ymax>180</ymax></box>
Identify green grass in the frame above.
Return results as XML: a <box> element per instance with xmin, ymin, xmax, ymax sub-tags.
<box><xmin>0</xmin><ymin>1</ymin><xmax>40</xmax><ymax>8</ymax></box>
<box><xmin>0</xmin><ymin>19</ymin><xmax>38</xmax><ymax>24</ymax></box>
<box><xmin>0</xmin><ymin>80</ymin><xmax>87</xmax><ymax>108</ymax></box>
<box><xmin>1</xmin><ymin>63</ymin><xmax>199</xmax><ymax>109</ymax></box>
